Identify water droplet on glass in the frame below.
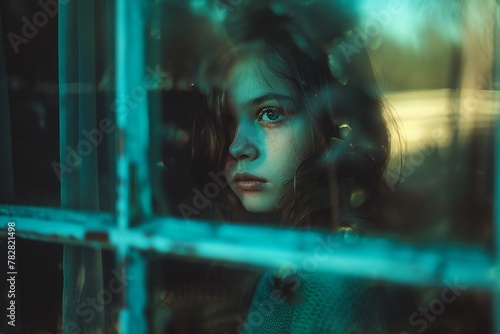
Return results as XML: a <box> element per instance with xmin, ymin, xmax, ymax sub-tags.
<box><xmin>328</xmin><ymin>55</ymin><xmax>343</xmax><ymax>79</ymax></box>
<box><xmin>368</xmin><ymin>35</ymin><xmax>383</xmax><ymax>50</ymax></box>
<box><xmin>350</xmin><ymin>188</ymin><xmax>366</xmax><ymax>208</ymax></box>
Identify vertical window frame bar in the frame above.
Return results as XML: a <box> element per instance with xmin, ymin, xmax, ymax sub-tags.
<box><xmin>115</xmin><ymin>0</ymin><xmax>151</xmax><ymax>332</ymax></box>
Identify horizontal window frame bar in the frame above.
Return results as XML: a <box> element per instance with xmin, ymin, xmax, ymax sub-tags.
<box><xmin>0</xmin><ymin>204</ymin><xmax>495</xmax><ymax>290</ymax></box>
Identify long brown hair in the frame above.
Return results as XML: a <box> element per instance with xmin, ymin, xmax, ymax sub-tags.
<box><xmin>191</xmin><ymin>7</ymin><xmax>393</xmax><ymax>232</ymax></box>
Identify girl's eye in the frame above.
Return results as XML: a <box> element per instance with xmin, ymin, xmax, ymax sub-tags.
<box><xmin>258</xmin><ymin>107</ymin><xmax>286</xmax><ymax>124</ymax></box>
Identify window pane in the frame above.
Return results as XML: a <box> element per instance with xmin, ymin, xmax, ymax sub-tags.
<box><xmin>157</xmin><ymin>0</ymin><xmax>498</xmax><ymax>244</ymax></box>
<box><xmin>1</xmin><ymin>1</ymin><xmax>497</xmax><ymax>334</ymax></box>
<box><xmin>149</xmin><ymin>256</ymin><xmax>492</xmax><ymax>333</ymax></box>
<box><xmin>1</xmin><ymin>1</ymin><xmax>60</xmax><ymax>206</ymax></box>
<box><xmin>0</xmin><ymin>238</ymin><xmax>121</xmax><ymax>333</ymax></box>
<box><xmin>152</xmin><ymin>1</ymin><xmax>497</xmax><ymax>333</ymax></box>
<box><xmin>0</xmin><ymin>0</ymin><xmax>117</xmax><ymax>211</ymax></box>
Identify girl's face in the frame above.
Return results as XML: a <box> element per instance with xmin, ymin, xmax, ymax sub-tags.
<box><xmin>224</xmin><ymin>56</ymin><xmax>314</xmax><ymax>213</ymax></box>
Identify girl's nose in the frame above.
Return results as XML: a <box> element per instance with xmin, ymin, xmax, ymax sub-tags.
<box><xmin>228</xmin><ymin>128</ymin><xmax>258</xmax><ymax>161</ymax></box>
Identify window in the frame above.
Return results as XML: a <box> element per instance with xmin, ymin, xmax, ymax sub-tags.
<box><xmin>1</xmin><ymin>1</ymin><xmax>499</xmax><ymax>333</ymax></box>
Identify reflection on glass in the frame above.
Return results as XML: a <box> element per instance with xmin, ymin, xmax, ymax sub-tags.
<box><xmin>0</xmin><ymin>0</ymin><xmax>117</xmax><ymax>210</ymax></box>
<box><xmin>157</xmin><ymin>0</ymin><xmax>497</xmax><ymax>333</ymax></box>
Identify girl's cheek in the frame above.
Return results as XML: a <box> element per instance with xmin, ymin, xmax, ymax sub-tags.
<box><xmin>224</xmin><ymin>158</ymin><xmax>235</xmax><ymax>173</ymax></box>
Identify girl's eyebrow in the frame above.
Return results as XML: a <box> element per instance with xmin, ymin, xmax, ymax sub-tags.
<box><xmin>243</xmin><ymin>93</ymin><xmax>294</xmax><ymax>108</ymax></box>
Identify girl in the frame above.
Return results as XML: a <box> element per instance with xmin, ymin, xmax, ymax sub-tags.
<box><xmin>172</xmin><ymin>3</ymin><xmax>398</xmax><ymax>333</ymax></box>
<box><xmin>192</xmin><ymin>6</ymin><xmax>392</xmax><ymax>232</ymax></box>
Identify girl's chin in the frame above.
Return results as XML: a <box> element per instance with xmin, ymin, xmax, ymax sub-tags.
<box><xmin>231</xmin><ymin>188</ymin><xmax>281</xmax><ymax>215</ymax></box>
<box><xmin>240</xmin><ymin>199</ymin><xmax>279</xmax><ymax>214</ymax></box>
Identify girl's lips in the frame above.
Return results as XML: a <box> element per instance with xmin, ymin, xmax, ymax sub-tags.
<box><xmin>235</xmin><ymin>180</ymin><xmax>266</xmax><ymax>191</ymax></box>
<box><xmin>233</xmin><ymin>173</ymin><xmax>267</xmax><ymax>191</ymax></box>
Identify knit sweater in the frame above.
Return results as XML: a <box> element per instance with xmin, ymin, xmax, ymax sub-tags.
<box><xmin>242</xmin><ymin>271</ymin><xmax>389</xmax><ymax>334</ymax></box>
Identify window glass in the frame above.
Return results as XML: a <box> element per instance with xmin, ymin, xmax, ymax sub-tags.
<box><xmin>1</xmin><ymin>0</ymin><xmax>498</xmax><ymax>333</ymax></box>
<box><xmin>158</xmin><ymin>0</ymin><xmax>497</xmax><ymax>245</ymax></box>
<box><xmin>1</xmin><ymin>0</ymin><xmax>117</xmax><ymax>210</ymax></box>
